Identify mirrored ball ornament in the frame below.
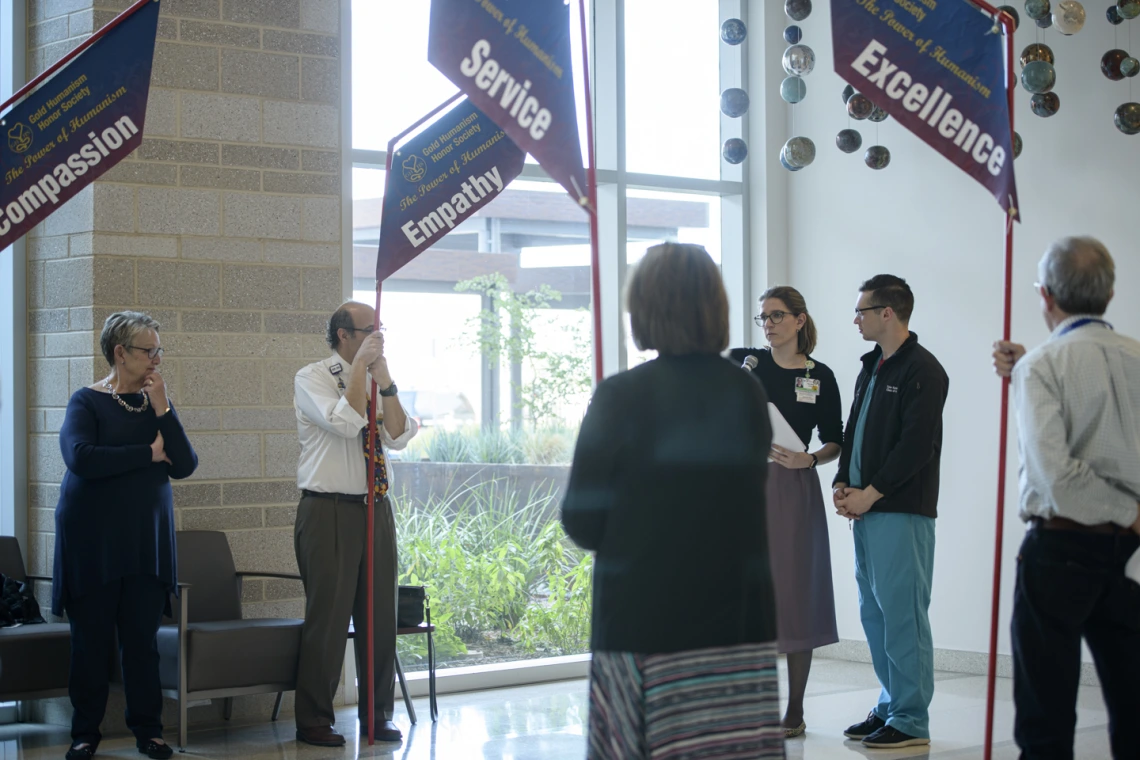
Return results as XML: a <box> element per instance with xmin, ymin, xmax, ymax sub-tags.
<box><xmin>1122</xmin><ymin>57</ymin><xmax>1140</xmax><ymax>78</ymax></box>
<box><xmin>721</xmin><ymin>18</ymin><xmax>747</xmax><ymax>45</ymax></box>
<box><xmin>1020</xmin><ymin>43</ymin><xmax>1055</xmax><ymax>67</ymax></box>
<box><xmin>785</xmin><ymin>0</ymin><xmax>812</xmax><ymax>21</ymax></box>
<box><xmin>836</xmin><ymin>128</ymin><xmax>863</xmax><ymax>153</ymax></box>
<box><xmin>1021</xmin><ymin>60</ymin><xmax>1057</xmax><ymax>93</ymax></box>
<box><xmin>782</xmin><ymin>45</ymin><xmax>817</xmax><ymax>77</ymax></box>
<box><xmin>842</xmin><ymin>84</ymin><xmax>856</xmax><ymax>104</ymax></box>
<box><xmin>1107</xmin><ymin>4</ymin><xmax>1125</xmax><ymax>23</ymax></box>
<box><xmin>1030</xmin><ymin>91</ymin><xmax>1061</xmax><ymax>117</ymax></box>
<box><xmin>721</xmin><ymin>88</ymin><xmax>751</xmax><ymax>117</ymax></box>
<box><xmin>1013</xmin><ymin>131</ymin><xmax>1023</xmax><ymax>159</ymax></box>
<box><xmin>869</xmin><ymin>105</ymin><xmax>889</xmax><ymax>122</ymax></box>
<box><xmin>1115</xmin><ymin>102</ymin><xmax>1140</xmax><ymax>134</ymax></box>
<box><xmin>1119</xmin><ymin>0</ymin><xmax>1140</xmax><ymax>20</ymax></box>
<box><xmin>1053</xmin><ymin>0</ymin><xmax>1086</xmax><ymax>33</ymax></box>
<box><xmin>723</xmin><ymin>137</ymin><xmax>749</xmax><ymax>164</ymax></box>
<box><xmin>998</xmin><ymin>5</ymin><xmax>1021</xmax><ymax>29</ymax></box>
<box><xmin>780</xmin><ymin>77</ymin><xmax>808</xmax><ymax>104</ymax></box>
<box><xmin>864</xmin><ymin>145</ymin><xmax>891</xmax><ymax>170</ymax></box>
<box><xmin>784</xmin><ymin>136</ymin><xmax>816</xmax><ymax>168</ymax></box>
<box><xmin>1037</xmin><ymin>13</ymin><xmax>1054</xmax><ymax>25</ymax></box>
<box><xmin>784</xmin><ymin>25</ymin><xmax>803</xmax><ymax>44</ymax></box>
<box><xmin>779</xmin><ymin>151</ymin><xmax>804</xmax><ymax>172</ymax></box>
<box><xmin>1101</xmin><ymin>49</ymin><xmax>1129</xmax><ymax>80</ymax></box>
<box><xmin>1025</xmin><ymin>0</ymin><xmax>1051</xmax><ymax>20</ymax></box>
<box><xmin>847</xmin><ymin>93</ymin><xmax>874</xmax><ymax>119</ymax></box>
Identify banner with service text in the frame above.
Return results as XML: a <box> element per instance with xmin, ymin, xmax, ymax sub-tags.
<box><xmin>831</xmin><ymin>0</ymin><xmax>1019</xmax><ymax>219</ymax></box>
<box><xmin>376</xmin><ymin>99</ymin><xmax>526</xmax><ymax>282</ymax></box>
<box><xmin>428</xmin><ymin>0</ymin><xmax>588</xmax><ymax>207</ymax></box>
<box><xmin>0</xmin><ymin>0</ymin><xmax>160</xmax><ymax>247</ymax></box>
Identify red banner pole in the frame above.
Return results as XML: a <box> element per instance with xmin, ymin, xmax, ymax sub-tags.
<box><xmin>577</xmin><ymin>0</ymin><xmax>603</xmax><ymax>384</ymax></box>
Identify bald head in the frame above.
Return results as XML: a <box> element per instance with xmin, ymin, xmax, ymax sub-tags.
<box><xmin>326</xmin><ymin>301</ymin><xmax>375</xmax><ymax>349</ymax></box>
<box><xmin>1038</xmin><ymin>236</ymin><xmax>1115</xmax><ymax>317</ymax></box>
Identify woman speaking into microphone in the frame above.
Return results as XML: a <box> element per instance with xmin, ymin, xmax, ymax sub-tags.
<box><xmin>730</xmin><ymin>285</ymin><xmax>842</xmax><ymax>739</ymax></box>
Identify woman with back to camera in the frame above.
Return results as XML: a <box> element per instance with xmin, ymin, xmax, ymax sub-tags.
<box><xmin>53</xmin><ymin>311</ymin><xmax>197</xmax><ymax>760</ymax></box>
<box><xmin>730</xmin><ymin>286</ymin><xmax>842</xmax><ymax>739</ymax></box>
<box><xmin>562</xmin><ymin>243</ymin><xmax>785</xmax><ymax>759</ymax></box>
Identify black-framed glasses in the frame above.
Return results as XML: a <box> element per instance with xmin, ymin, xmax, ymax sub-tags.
<box><xmin>854</xmin><ymin>305</ymin><xmax>886</xmax><ymax>318</ymax></box>
<box><xmin>127</xmin><ymin>345</ymin><xmax>164</xmax><ymax>359</ymax></box>
<box><xmin>346</xmin><ymin>324</ymin><xmax>386</xmax><ymax>335</ymax></box>
<box><xmin>755</xmin><ymin>310</ymin><xmax>790</xmax><ymax>326</ymax></box>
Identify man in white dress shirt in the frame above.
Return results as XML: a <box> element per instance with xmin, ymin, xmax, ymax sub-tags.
<box><xmin>993</xmin><ymin>236</ymin><xmax>1140</xmax><ymax>759</ymax></box>
<box><xmin>292</xmin><ymin>301</ymin><xmax>418</xmax><ymax>747</ymax></box>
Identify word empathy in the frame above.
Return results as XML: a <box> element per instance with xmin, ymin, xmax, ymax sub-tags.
<box><xmin>460</xmin><ymin>40</ymin><xmax>553</xmax><ymax>141</ymax></box>
<box><xmin>851</xmin><ymin>40</ymin><xmax>1006</xmax><ymax>176</ymax></box>
<box><xmin>401</xmin><ymin>167</ymin><xmax>505</xmax><ymax>248</ymax></box>
<box><xmin>0</xmin><ymin>116</ymin><xmax>138</xmax><ymax>239</ymax></box>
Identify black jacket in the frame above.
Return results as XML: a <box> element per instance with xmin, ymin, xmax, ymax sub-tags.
<box><xmin>834</xmin><ymin>333</ymin><xmax>949</xmax><ymax>519</ymax></box>
<box><xmin>561</xmin><ymin>354</ymin><xmax>777</xmax><ymax>654</ymax></box>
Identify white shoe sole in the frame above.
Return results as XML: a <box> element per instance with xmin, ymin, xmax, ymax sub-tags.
<box><xmin>862</xmin><ymin>736</ymin><xmax>931</xmax><ymax>748</ymax></box>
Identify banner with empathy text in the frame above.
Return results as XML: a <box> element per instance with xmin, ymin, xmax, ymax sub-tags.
<box><xmin>428</xmin><ymin>0</ymin><xmax>588</xmax><ymax>207</ymax></box>
<box><xmin>0</xmin><ymin>0</ymin><xmax>160</xmax><ymax>247</ymax></box>
<box><xmin>375</xmin><ymin>99</ymin><xmax>526</xmax><ymax>282</ymax></box>
<box><xmin>831</xmin><ymin>0</ymin><xmax>1019</xmax><ymax>220</ymax></box>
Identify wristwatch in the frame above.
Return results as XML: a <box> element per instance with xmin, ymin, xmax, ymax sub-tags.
<box><xmin>808</xmin><ymin>453</ymin><xmax>818</xmax><ymax>469</ymax></box>
<box><xmin>378</xmin><ymin>381</ymin><xmax>398</xmax><ymax>397</ymax></box>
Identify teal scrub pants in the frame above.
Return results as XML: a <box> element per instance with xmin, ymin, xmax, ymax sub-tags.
<box><xmin>853</xmin><ymin>511</ymin><xmax>936</xmax><ymax>739</ymax></box>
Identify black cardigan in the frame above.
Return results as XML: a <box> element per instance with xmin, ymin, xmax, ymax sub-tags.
<box><xmin>561</xmin><ymin>354</ymin><xmax>777</xmax><ymax>654</ymax></box>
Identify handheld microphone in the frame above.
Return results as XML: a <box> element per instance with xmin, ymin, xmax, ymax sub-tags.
<box><xmin>741</xmin><ymin>355</ymin><xmax>758</xmax><ymax>372</ymax></box>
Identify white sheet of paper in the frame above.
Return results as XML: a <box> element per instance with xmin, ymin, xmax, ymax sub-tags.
<box><xmin>768</xmin><ymin>402</ymin><xmax>806</xmax><ymax>462</ymax></box>
<box><xmin>1126</xmin><ymin>547</ymin><xmax>1140</xmax><ymax>586</ymax></box>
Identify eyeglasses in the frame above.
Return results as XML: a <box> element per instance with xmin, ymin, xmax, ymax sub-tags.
<box><xmin>346</xmin><ymin>325</ymin><xmax>386</xmax><ymax>335</ymax></box>
<box><xmin>754</xmin><ymin>310</ymin><xmax>790</xmax><ymax>326</ymax></box>
<box><xmin>854</xmin><ymin>305</ymin><xmax>886</xmax><ymax>318</ymax></box>
<box><xmin>127</xmin><ymin>345</ymin><xmax>164</xmax><ymax>359</ymax></box>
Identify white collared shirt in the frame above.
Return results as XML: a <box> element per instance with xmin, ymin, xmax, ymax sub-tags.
<box><xmin>1013</xmin><ymin>315</ymin><xmax>1140</xmax><ymax>528</ymax></box>
<box><xmin>294</xmin><ymin>353</ymin><xmax>418</xmax><ymax>494</ymax></box>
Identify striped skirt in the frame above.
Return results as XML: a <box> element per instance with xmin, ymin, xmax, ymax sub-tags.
<box><xmin>586</xmin><ymin>643</ymin><xmax>785</xmax><ymax>760</ymax></box>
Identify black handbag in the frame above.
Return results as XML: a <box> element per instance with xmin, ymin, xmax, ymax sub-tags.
<box><xmin>397</xmin><ymin>585</ymin><xmax>427</xmax><ymax>628</ymax></box>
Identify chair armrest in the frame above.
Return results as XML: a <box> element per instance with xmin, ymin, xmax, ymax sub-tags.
<box><xmin>177</xmin><ymin>582</ymin><xmax>192</xmax><ymax>589</ymax></box>
<box><xmin>24</xmin><ymin>574</ymin><xmax>53</xmax><ymax>583</ymax></box>
<box><xmin>235</xmin><ymin>571</ymin><xmax>302</xmax><ymax>581</ymax></box>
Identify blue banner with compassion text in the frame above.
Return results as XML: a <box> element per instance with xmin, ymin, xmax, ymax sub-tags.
<box><xmin>831</xmin><ymin>0</ymin><xmax>1019</xmax><ymax>219</ymax></box>
<box><xmin>375</xmin><ymin>99</ymin><xmax>525</xmax><ymax>282</ymax></box>
<box><xmin>0</xmin><ymin>0</ymin><xmax>160</xmax><ymax>247</ymax></box>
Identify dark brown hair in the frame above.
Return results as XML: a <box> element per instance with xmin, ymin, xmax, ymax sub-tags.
<box><xmin>860</xmin><ymin>274</ymin><xmax>914</xmax><ymax>322</ymax></box>
<box><xmin>626</xmin><ymin>243</ymin><xmax>729</xmax><ymax>356</ymax></box>
<box><xmin>759</xmin><ymin>285</ymin><xmax>817</xmax><ymax>356</ymax></box>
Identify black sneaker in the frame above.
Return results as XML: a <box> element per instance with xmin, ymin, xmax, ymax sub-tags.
<box><xmin>843</xmin><ymin>711</ymin><xmax>886</xmax><ymax>739</ymax></box>
<box><xmin>862</xmin><ymin>725</ymin><xmax>931</xmax><ymax>748</ymax></box>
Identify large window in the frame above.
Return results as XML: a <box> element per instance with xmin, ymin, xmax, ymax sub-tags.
<box><xmin>349</xmin><ymin>0</ymin><xmax>747</xmax><ymax>676</ymax></box>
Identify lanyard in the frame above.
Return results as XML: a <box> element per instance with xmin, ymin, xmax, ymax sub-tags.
<box><xmin>1058</xmin><ymin>318</ymin><xmax>1113</xmax><ymax>337</ymax></box>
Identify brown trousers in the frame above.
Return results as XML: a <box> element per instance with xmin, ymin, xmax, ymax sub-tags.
<box><xmin>293</xmin><ymin>492</ymin><xmax>397</xmax><ymax>729</ymax></box>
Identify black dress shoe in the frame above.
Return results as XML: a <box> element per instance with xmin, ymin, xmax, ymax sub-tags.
<box><xmin>136</xmin><ymin>740</ymin><xmax>173</xmax><ymax>760</ymax></box>
<box><xmin>66</xmin><ymin>745</ymin><xmax>95</xmax><ymax>760</ymax></box>
<box><xmin>360</xmin><ymin>720</ymin><xmax>402</xmax><ymax>742</ymax></box>
<box><xmin>296</xmin><ymin>726</ymin><xmax>346</xmax><ymax>747</ymax></box>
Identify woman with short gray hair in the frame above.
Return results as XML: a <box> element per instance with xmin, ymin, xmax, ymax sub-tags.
<box><xmin>53</xmin><ymin>311</ymin><xmax>197</xmax><ymax>760</ymax></box>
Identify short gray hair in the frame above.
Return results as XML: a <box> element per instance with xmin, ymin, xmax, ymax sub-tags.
<box><xmin>1038</xmin><ymin>236</ymin><xmax>1115</xmax><ymax>316</ymax></box>
<box><xmin>100</xmin><ymin>311</ymin><xmax>161</xmax><ymax>366</ymax></box>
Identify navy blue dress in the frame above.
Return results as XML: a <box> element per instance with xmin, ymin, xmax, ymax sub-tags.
<box><xmin>52</xmin><ymin>388</ymin><xmax>198</xmax><ymax>617</ymax></box>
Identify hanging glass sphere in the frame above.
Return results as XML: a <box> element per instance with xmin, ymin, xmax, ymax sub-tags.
<box><xmin>723</xmin><ymin>137</ymin><xmax>749</xmax><ymax>164</ymax></box>
<box><xmin>1030</xmin><ymin>91</ymin><xmax>1061</xmax><ymax>117</ymax></box>
<box><xmin>780</xmin><ymin>77</ymin><xmax>808</xmax><ymax>104</ymax></box>
<box><xmin>721</xmin><ymin>18</ymin><xmax>747</xmax><ymax>45</ymax></box>
<box><xmin>782</xmin><ymin>45</ymin><xmax>817</xmax><ymax>77</ymax></box>
<box><xmin>842</xmin><ymin>84</ymin><xmax>856</xmax><ymax>104</ymax></box>
<box><xmin>784</xmin><ymin>136</ymin><xmax>816</xmax><ymax>167</ymax></box>
<box><xmin>1119</xmin><ymin>0</ymin><xmax>1140</xmax><ymax>19</ymax></box>
<box><xmin>784</xmin><ymin>25</ymin><xmax>803</xmax><ymax>44</ymax></box>
<box><xmin>1036</xmin><ymin>13</ymin><xmax>1054</xmax><ymax>25</ymax></box>
<box><xmin>1107</xmin><ymin>4</ymin><xmax>1125</xmax><ymax>23</ymax></box>
<box><xmin>847</xmin><ymin>93</ymin><xmax>874</xmax><ymax>119</ymax></box>
<box><xmin>1101</xmin><ymin>49</ymin><xmax>1129</xmax><ymax>80</ymax></box>
<box><xmin>785</xmin><ymin>0</ymin><xmax>812</xmax><ymax>21</ymax></box>
<box><xmin>1021</xmin><ymin>61</ymin><xmax>1057</xmax><ymax>93</ymax></box>
<box><xmin>1122</xmin><ymin>57</ymin><xmax>1140</xmax><ymax>78</ymax></box>
<box><xmin>1025</xmin><ymin>0</ymin><xmax>1051</xmax><ymax>20</ymax></box>
<box><xmin>1020</xmin><ymin>43</ymin><xmax>1055</xmax><ymax>67</ymax></box>
<box><xmin>780</xmin><ymin>151</ymin><xmax>804</xmax><ymax>172</ymax></box>
<box><xmin>1115</xmin><ymin>102</ymin><xmax>1140</xmax><ymax>134</ymax></box>
<box><xmin>836</xmin><ymin>128</ymin><xmax>863</xmax><ymax>153</ymax></box>
<box><xmin>1052</xmin><ymin>0</ymin><xmax>1086</xmax><ymax>33</ymax></box>
<box><xmin>998</xmin><ymin>5</ymin><xmax>1021</xmax><ymax>29</ymax></box>
<box><xmin>864</xmin><ymin>145</ymin><xmax>891</xmax><ymax>170</ymax></box>
<box><xmin>721</xmin><ymin>88</ymin><xmax>751</xmax><ymax>117</ymax></box>
<box><xmin>869</xmin><ymin>105</ymin><xmax>889</xmax><ymax>122</ymax></box>
<box><xmin>1013</xmin><ymin>132</ymin><xmax>1023</xmax><ymax>159</ymax></box>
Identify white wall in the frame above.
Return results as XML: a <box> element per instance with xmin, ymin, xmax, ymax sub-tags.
<box><xmin>752</xmin><ymin>5</ymin><xmax>1140</xmax><ymax>657</ymax></box>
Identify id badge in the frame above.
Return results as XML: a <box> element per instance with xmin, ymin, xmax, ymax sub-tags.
<box><xmin>795</xmin><ymin>376</ymin><xmax>820</xmax><ymax>404</ymax></box>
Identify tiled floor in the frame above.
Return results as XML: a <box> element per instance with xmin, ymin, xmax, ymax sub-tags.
<box><xmin>0</xmin><ymin>658</ymin><xmax>1114</xmax><ymax>759</ymax></box>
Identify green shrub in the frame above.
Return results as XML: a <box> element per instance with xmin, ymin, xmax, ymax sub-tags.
<box><xmin>423</xmin><ymin>427</ymin><xmax>474</xmax><ymax>463</ymax></box>
<box><xmin>470</xmin><ymin>428</ymin><xmax>524</xmax><ymax>464</ymax></box>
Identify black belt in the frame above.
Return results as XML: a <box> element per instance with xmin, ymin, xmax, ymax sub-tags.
<box><xmin>1031</xmin><ymin>516</ymin><xmax>1129</xmax><ymax>536</ymax></box>
<box><xmin>301</xmin><ymin>490</ymin><xmax>366</xmax><ymax>503</ymax></box>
